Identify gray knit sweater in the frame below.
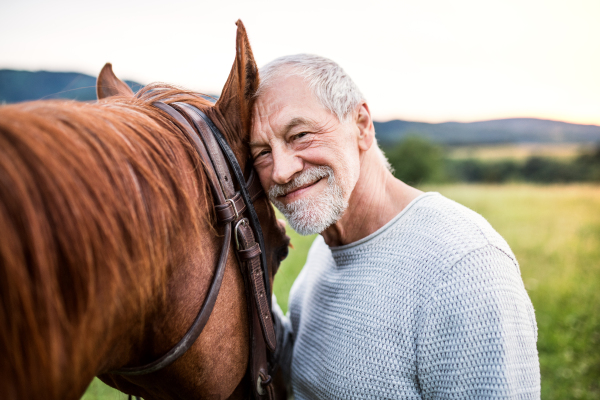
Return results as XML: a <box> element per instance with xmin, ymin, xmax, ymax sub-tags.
<box><xmin>272</xmin><ymin>192</ymin><xmax>540</xmax><ymax>399</ymax></box>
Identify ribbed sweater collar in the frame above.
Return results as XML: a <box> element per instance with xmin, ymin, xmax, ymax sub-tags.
<box><xmin>328</xmin><ymin>192</ymin><xmax>440</xmax><ymax>257</ymax></box>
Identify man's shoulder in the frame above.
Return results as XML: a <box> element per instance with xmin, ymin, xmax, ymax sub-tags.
<box><xmin>398</xmin><ymin>192</ymin><xmax>515</xmax><ymax>261</ymax></box>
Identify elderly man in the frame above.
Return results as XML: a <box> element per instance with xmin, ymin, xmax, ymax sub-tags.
<box><xmin>250</xmin><ymin>55</ymin><xmax>540</xmax><ymax>399</ymax></box>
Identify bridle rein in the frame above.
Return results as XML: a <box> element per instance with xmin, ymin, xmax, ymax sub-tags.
<box><xmin>110</xmin><ymin>101</ymin><xmax>278</xmax><ymax>399</ymax></box>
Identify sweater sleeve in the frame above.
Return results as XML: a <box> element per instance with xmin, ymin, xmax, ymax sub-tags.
<box><xmin>416</xmin><ymin>245</ymin><xmax>540</xmax><ymax>399</ymax></box>
<box><xmin>272</xmin><ymin>295</ymin><xmax>294</xmax><ymax>387</ymax></box>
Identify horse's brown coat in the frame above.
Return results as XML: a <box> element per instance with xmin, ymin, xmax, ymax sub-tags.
<box><xmin>0</xmin><ymin>20</ymin><xmax>287</xmax><ymax>400</ymax></box>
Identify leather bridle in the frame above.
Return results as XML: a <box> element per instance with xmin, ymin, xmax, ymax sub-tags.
<box><xmin>110</xmin><ymin>101</ymin><xmax>278</xmax><ymax>400</ymax></box>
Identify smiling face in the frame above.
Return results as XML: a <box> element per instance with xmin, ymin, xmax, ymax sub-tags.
<box><xmin>251</xmin><ymin>74</ymin><xmax>362</xmax><ymax>235</ymax></box>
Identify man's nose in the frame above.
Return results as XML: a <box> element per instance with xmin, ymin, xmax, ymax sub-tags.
<box><xmin>272</xmin><ymin>147</ymin><xmax>303</xmax><ymax>185</ymax></box>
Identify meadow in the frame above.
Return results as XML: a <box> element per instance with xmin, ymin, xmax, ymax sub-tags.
<box><xmin>82</xmin><ymin>183</ymin><xmax>600</xmax><ymax>399</ymax></box>
<box><xmin>446</xmin><ymin>143</ymin><xmax>585</xmax><ymax>161</ymax></box>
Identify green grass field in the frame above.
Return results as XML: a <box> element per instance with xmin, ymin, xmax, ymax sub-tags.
<box><xmin>83</xmin><ymin>184</ymin><xmax>600</xmax><ymax>399</ymax></box>
<box><xmin>446</xmin><ymin>143</ymin><xmax>588</xmax><ymax>161</ymax></box>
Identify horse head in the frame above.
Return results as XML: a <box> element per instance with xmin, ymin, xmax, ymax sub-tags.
<box><xmin>0</xmin><ymin>20</ymin><xmax>289</xmax><ymax>400</ymax></box>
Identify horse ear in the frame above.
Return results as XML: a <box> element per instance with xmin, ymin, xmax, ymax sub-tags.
<box><xmin>215</xmin><ymin>20</ymin><xmax>259</xmax><ymax>138</ymax></box>
<box><xmin>96</xmin><ymin>63</ymin><xmax>134</xmax><ymax>100</ymax></box>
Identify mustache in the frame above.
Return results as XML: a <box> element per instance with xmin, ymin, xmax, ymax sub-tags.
<box><xmin>268</xmin><ymin>166</ymin><xmax>334</xmax><ymax>199</ymax></box>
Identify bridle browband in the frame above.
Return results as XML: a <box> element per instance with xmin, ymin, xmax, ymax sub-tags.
<box><xmin>110</xmin><ymin>101</ymin><xmax>278</xmax><ymax>399</ymax></box>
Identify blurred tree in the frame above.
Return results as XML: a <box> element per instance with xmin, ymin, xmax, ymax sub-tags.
<box><xmin>386</xmin><ymin>140</ymin><xmax>600</xmax><ymax>185</ymax></box>
<box><xmin>446</xmin><ymin>159</ymin><xmax>521</xmax><ymax>183</ymax></box>
<box><xmin>575</xmin><ymin>143</ymin><xmax>600</xmax><ymax>182</ymax></box>
<box><xmin>385</xmin><ymin>135</ymin><xmax>444</xmax><ymax>185</ymax></box>
<box><xmin>522</xmin><ymin>157</ymin><xmax>584</xmax><ymax>183</ymax></box>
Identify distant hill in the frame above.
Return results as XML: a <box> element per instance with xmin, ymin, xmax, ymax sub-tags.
<box><xmin>0</xmin><ymin>69</ymin><xmax>143</xmax><ymax>103</ymax></box>
<box><xmin>3</xmin><ymin>69</ymin><xmax>599</xmax><ymax>145</ymax></box>
<box><xmin>374</xmin><ymin>118</ymin><xmax>600</xmax><ymax>145</ymax></box>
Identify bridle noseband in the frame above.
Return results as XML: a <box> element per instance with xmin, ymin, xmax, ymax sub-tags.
<box><xmin>111</xmin><ymin>101</ymin><xmax>278</xmax><ymax>400</ymax></box>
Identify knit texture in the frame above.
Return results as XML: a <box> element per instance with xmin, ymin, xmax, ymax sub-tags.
<box><xmin>273</xmin><ymin>192</ymin><xmax>540</xmax><ymax>399</ymax></box>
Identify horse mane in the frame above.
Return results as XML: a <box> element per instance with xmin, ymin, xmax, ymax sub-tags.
<box><xmin>0</xmin><ymin>86</ymin><xmax>220</xmax><ymax>398</ymax></box>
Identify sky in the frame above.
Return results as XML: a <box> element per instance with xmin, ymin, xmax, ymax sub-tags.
<box><xmin>1</xmin><ymin>0</ymin><xmax>599</xmax><ymax>125</ymax></box>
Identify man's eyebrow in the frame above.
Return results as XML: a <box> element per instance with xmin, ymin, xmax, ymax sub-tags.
<box><xmin>249</xmin><ymin>117</ymin><xmax>316</xmax><ymax>148</ymax></box>
<box><xmin>249</xmin><ymin>139</ymin><xmax>265</xmax><ymax>148</ymax></box>
<box><xmin>283</xmin><ymin>117</ymin><xmax>314</xmax><ymax>134</ymax></box>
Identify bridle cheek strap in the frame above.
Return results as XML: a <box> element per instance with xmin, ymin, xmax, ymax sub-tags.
<box><xmin>172</xmin><ymin>102</ymin><xmax>276</xmax><ymax>351</ymax></box>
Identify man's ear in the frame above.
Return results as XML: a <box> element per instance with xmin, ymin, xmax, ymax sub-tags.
<box><xmin>215</xmin><ymin>19</ymin><xmax>259</xmax><ymax>139</ymax></box>
<box><xmin>356</xmin><ymin>103</ymin><xmax>375</xmax><ymax>152</ymax></box>
<box><xmin>96</xmin><ymin>63</ymin><xmax>134</xmax><ymax>100</ymax></box>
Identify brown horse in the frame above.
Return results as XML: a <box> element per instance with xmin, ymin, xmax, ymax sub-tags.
<box><xmin>0</xmin><ymin>21</ymin><xmax>289</xmax><ymax>400</ymax></box>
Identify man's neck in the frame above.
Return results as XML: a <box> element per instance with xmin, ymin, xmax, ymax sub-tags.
<box><xmin>320</xmin><ymin>150</ymin><xmax>423</xmax><ymax>247</ymax></box>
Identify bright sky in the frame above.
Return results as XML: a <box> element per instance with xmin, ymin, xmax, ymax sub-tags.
<box><xmin>1</xmin><ymin>0</ymin><xmax>599</xmax><ymax>125</ymax></box>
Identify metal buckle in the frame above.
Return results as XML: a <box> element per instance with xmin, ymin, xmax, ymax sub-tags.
<box><xmin>256</xmin><ymin>376</ymin><xmax>265</xmax><ymax>395</ymax></box>
<box><xmin>225</xmin><ymin>198</ymin><xmax>239</xmax><ymax>220</ymax></box>
<box><xmin>234</xmin><ymin>218</ymin><xmax>248</xmax><ymax>250</ymax></box>
<box><xmin>257</xmin><ymin>374</ymin><xmax>271</xmax><ymax>396</ymax></box>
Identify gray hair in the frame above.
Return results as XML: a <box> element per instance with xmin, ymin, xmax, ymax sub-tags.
<box><xmin>256</xmin><ymin>54</ymin><xmax>393</xmax><ymax>172</ymax></box>
<box><xmin>256</xmin><ymin>54</ymin><xmax>365</xmax><ymax>123</ymax></box>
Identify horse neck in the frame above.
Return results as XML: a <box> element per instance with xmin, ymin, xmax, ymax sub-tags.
<box><xmin>92</xmin><ymin>101</ymin><xmax>252</xmax><ymax>399</ymax></box>
<box><xmin>0</xmin><ymin>99</ymin><xmax>211</xmax><ymax>399</ymax></box>
<box><xmin>96</xmin><ymin>205</ymin><xmax>251</xmax><ymax>399</ymax></box>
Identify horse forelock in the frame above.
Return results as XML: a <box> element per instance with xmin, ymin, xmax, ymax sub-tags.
<box><xmin>0</xmin><ymin>88</ymin><xmax>220</xmax><ymax>398</ymax></box>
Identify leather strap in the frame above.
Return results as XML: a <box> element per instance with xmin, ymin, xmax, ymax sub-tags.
<box><xmin>214</xmin><ymin>173</ymin><xmax>263</xmax><ymax>224</ymax></box>
<box><xmin>247</xmin><ymin>169</ymin><xmax>264</xmax><ymax>203</ymax></box>
<box><xmin>238</xmin><ymin>243</ymin><xmax>261</xmax><ymax>260</ymax></box>
<box><xmin>182</xmin><ymin>105</ymin><xmax>272</xmax><ymax>303</ymax></box>
<box><xmin>215</xmin><ymin>192</ymin><xmax>246</xmax><ymax>224</ymax></box>
<box><xmin>172</xmin><ymin>103</ymin><xmax>236</xmax><ymax>200</ymax></box>
<box><xmin>173</xmin><ymin>103</ymin><xmax>276</xmax><ymax>350</ymax></box>
<box><xmin>152</xmin><ymin>102</ymin><xmax>225</xmax><ymax>204</ymax></box>
<box><xmin>235</xmin><ymin>222</ymin><xmax>276</xmax><ymax>399</ymax></box>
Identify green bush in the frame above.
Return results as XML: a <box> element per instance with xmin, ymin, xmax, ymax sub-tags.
<box><xmin>385</xmin><ymin>136</ymin><xmax>445</xmax><ymax>185</ymax></box>
<box><xmin>445</xmin><ymin>159</ymin><xmax>521</xmax><ymax>183</ymax></box>
<box><xmin>385</xmin><ymin>139</ymin><xmax>600</xmax><ymax>184</ymax></box>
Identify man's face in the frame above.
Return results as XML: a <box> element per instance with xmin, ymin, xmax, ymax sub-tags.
<box><xmin>251</xmin><ymin>74</ymin><xmax>361</xmax><ymax>235</ymax></box>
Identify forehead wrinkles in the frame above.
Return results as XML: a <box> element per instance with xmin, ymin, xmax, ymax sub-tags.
<box><xmin>252</xmin><ymin>96</ymin><xmax>284</xmax><ymax>137</ymax></box>
<box><xmin>254</xmin><ymin>75</ymin><xmax>320</xmax><ymax>126</ymax></box>
<box><xmin>256</xmin><ymin>97</ymin><xmax>338</xmax><ymax>134</ymax></box>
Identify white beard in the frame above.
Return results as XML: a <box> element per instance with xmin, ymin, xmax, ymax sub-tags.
<box><xmin>268</xmin><ymin>166</ymin><xmax>348</xmax><ymax>236</ymax></box>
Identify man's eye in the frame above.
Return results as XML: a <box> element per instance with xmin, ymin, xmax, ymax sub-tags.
<box><xmin>256</xmin><ymin>149</ymin><xmax>271</xmax><ymax>158</ymax></box>
<box><xmin>293</xmin><ymin>132</ymin><xmax>308</xmax><ymax>140</ymax></box>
